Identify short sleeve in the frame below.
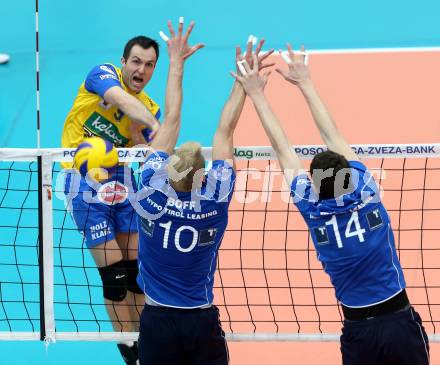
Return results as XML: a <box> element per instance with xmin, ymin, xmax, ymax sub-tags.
<box><xmin>203</xmin><ymin>160</ymin><xmax>236</xmax><ymax>203</ymax></box>
<box><xmin>140</xmin><ymin>151</ymin><xmax>170</xmax><ymax>192</ymax></box>
<box><xmin>290</xmin><ymin>174</ymin><xmax>316</xmax><ymax>213</ymax></box>
<box><xmin>141</xmin><ymin>107</ymin><xmax>161</xmax><ymax>142</ymax></box>
<box><xmin>84</xmin><ymin>64</ymin><xmax>121</xmax><ymax>97</ymax></box>
<box><xmin>347</xmin><ymin>160</ymin><xmax>380</xmax><ymax>203</ymax></box>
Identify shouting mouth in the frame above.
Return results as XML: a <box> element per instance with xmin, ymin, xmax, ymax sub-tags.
<box><xmin>132</xmin><ymin>75</ymin><xmax>144</xmax><ymax>88</ymax></box>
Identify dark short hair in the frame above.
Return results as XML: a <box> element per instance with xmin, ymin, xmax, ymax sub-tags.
<box><xmin>310</xmin><ymin>150</ymin><xmax>353</xmax><ymax>200</ymax></box>
<box><xmin>123</xmin><ymin>36</ymin><xmax>159</xmax><ymax>61</ymax></box>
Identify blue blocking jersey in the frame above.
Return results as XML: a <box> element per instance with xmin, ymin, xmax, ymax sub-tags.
<box><xmin>291</xmin><ymin>160</ymin><xmax>406</xmax><ymax>307</ymax></box>
<box><xmin>136</xmin><ymin>151</ymin><xmax>235</xmax><ymax>308</ymax></box>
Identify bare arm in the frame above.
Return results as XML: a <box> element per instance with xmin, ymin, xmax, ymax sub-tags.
<box><xmin>233</xmin><ymin>54</ymin><xmax>304</xmax><ymax>187</ymax></box>
<box><xmin>149</xmin><ymin>20</ymin><xmax>204</xmax><ymax>155</ymax></box>
<box><xmin>212</xmin><ymin>39</ymin><xmax>275</xmax><ymax>169</ymax></box>
<box><xmin>103</xmin><ymin>86</ymin><xmax>160</xmax><ymax>133</ymax></box>
<box><xmin>249</xmin><ymin>91</ymin><xmax>303</xmax><ymax>186</ymax></box>
<box><xmin>277</xmin><ymin>45</ymin><xmax>358</xmax><ymax>161</ymax></box>
<box><xmin>149</xmin><ymin>59</ymin><xmax>183</xmax><ymax>154</ymax></box>
<box><xmin>211</xmin><ymin>81</ymin><xmax>245</xmax><ymax>167</ymax></box>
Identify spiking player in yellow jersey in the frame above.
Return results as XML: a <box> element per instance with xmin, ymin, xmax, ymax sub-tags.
<box><xmin>62</xmin><ymin>36</ymin><xmax>161</xmax><ymax>365</ymax></box>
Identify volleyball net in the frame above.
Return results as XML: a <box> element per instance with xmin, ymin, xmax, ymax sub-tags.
<box><xmin>0</xmin><ymin>144</ymin><xmax>439</xmax><ymax>342</ymax></box>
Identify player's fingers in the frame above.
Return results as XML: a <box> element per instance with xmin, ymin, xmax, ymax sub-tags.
<box><xmin>255</xmin><ymin>38</ymin><xmax>265</xmax><ymax>55</ymax></box>
<box><xmin>167</xmin><ymin>20</ymin><xmax>176</xmax><ymax>37</ymax></box>
<box><xmin>246</xmin><ymin>35</ymin><xmax>254</xmax><ymax>57</ymax></box>
<box><xmin>260</xmin><ymin>61</ymin><xmax>276</xmax><ymax>70</ymax></box>
<box><xmin>182</xmin><ymin>21</ymin><xmax>195</xmax><ymax>43</ymax></box>
<box><xmin>236</xmin><ymin>46</ymin><xmax>243</xmax><ymax>61</ymax></box>
<box><xmin>236</xmin><ymin>61</ymin><xmax>248</xmax><ymax>76</ymax></box>
<box><xmin>242</xmin><ymin>59</ymin><xmax>252</xmax><ymax>74</ymax></box>
<box><xmin>280</xmin><ymin>50</ymin><xmax>292</xmax><ymax>65</ymax></box>
<box><xmin>299</xmin><ymin>45</ymin><xmax>309</xmax><ymax>65</ymax></box>
<box><xmin>286</xmin><ymin>43</ymin><xmax>294</xmax><ymax>57</ymax></box>
<box><xmin>259</xmin><ymin>49</ymin><xmax>274</xmax><ymax>64</ymax></box>
<box><xmin>252</xmin><ymin>53</ymin><xmax>259</xmax><ymax>72</ymax></box>
<box><xmin>184</xmin><ymin>43</ymin><xmax>205</xmax><ymax>59</ymax></box>
<box><xmin>230</xmin><ymin>71</ymin><xmax>244</xmax><ymax>83</ymax></box>
<box><xmin>177</xmin><ymin>16</ymin><xmax>184</xmax><ymax>37</ymax></box>
<box><xmin>159</xmin><ymin>31</ymin><xmax>170</xmax><ymax>43</ymax></box>
<box><xmin>298</xmin><ymin>45</ymin><xmax>306</xmax><ymax>63</ymax></box>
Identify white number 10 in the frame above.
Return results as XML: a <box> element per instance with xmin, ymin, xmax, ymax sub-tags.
<box><xmin>325</xmin><ymin>211</ymin><xmax>365</xmax><ymax>248</ymax></box>
<box><xmin>159</xmin><ymin>221</ymin><xmax>199</xmax><ymax>253</ymax></box>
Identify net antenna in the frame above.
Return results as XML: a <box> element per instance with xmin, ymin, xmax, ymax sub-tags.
<box><xmin>34</xmin><ymin>0</ymin><xmax>56</xmax><ymax>344</ymax></box>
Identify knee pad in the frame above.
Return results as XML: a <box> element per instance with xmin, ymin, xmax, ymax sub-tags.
<box><xmin>124</xmin><ymin>260</ymin><xmax>144</xmax><ymax>294</ymax></box>
<box><xmin>98</xmin><ymin>261</ymin><xmax>128</xmax><ymax>302</ymax></box>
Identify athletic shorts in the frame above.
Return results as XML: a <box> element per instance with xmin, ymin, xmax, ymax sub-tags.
<box><xmin>341</xmin><ymin>306</ymin><xmax>430</xmax><ymax>365</ymax></box>
<box><xmin>138</xmin><ymin>304</ymin><xmax>229</xmax><ymax>365</ymax></box>
<box><xmin>64</xmin><ymin>167</ymin><xmax>138</xmax><ymax>248</ymax></box>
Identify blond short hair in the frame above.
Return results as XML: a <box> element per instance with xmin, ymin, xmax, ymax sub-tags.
<box><xmin>168</xmin><ymin>142</ymin><xmax>205</xmax><ymax>191</ymax></box>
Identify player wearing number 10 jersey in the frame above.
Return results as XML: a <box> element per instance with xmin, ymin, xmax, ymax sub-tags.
<box><xmin>134</xmin><ymin>26</ymin><xmax>273</xmax><ymax>364</ymax></box>
<box><xmin>232</xmin><ymin>44</ymin><xmax>429</xmax><ymax>365</ymax></box>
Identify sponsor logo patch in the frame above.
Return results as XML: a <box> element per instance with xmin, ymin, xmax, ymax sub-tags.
<box><xmin>97</xmin><ymin>181</ymin><xmax>128</xmax><ymax>205</ymax></box>
<box><xmin>314</xmin><ymin>226</ymin><xmax>329</xmax><ymax>245</ymax></box>
<box><xmin>198</xmin><ymin>228</ymin><xmax>217</xmax><ymax>246</ymax></box>
<box><xmin>366</xmin><ymin>209</ymin><xmax>384</xmax><ymax>230</ymax></box>
<box><xmin>140</xmin><ymin>218</ymin><xmax>155</xmax><ymax>237</ymax></box>
<box><xmin>84</xmin><ymin>112</ymin><xmax>129</xmax><ymax>146</ymax></box>
<box><xmin>89</xmin><ymin>220</ymin><xmax>112</xmax><ymax>240</ymax></box>
<box><xmin>100</xmin><ymin>65</ymin><xmax>116</xmax><ymax>75</ymax></box>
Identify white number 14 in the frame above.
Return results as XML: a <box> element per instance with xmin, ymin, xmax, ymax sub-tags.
<box><xmin>325</xmin><ymin>211</ymin><xmax>365</xmax><ymax>248</ymax></box>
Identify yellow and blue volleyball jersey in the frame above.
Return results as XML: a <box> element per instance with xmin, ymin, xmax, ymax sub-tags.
<box><xmin>290</xmin><ymin>161</ymin><xmax>406</xmax><ymax>307</ymax></box>
<box><xmin>61</xmin><ymin>63</ymin><xmax>160</xmax><ymax>168</ymax></box>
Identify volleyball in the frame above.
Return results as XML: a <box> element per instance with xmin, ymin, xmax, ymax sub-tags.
<box><xmin>73</xmin><ymin>137</ymin><xmax>119</xmax><ymax>181</ymax></box>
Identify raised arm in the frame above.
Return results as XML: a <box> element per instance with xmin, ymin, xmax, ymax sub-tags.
<box><xmin>211</xmin><ymin>80</ymin><xmax>245</xmax><ymax>168</ymax></box>
<box><xmin>212</xmin><ymin>39</ymin><xmax>274</xmax><ymax>169</ymax></box>
<box><xmin>149</xmin><ymin>20</ymin><xmax>204</xmax><ymax>154</ymax></box>
<box><xmin>276</xmin><ymin>45</ymin><xmax>358</xmax><ymax>161</ymax></box>
<box><xmin>232</xmin><ymin>54</ymin><xmax>304</xmax><ymax>187</ymax></box>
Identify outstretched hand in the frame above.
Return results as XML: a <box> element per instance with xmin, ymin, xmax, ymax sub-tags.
<box><xmin>163</xmin><ymin>18</ymin><xmax>204</xmax><ymax>62</ymax></box>
<box><xmin>235</xmin><ymin>37</ymin><xmax>275</xmax><ymax>73</ymax></box>
<box><xmin>231</xmin><ymin>53</ymin><xmax>272</xmax><ymax>97</ymax></box>
<box><xmin>231</xmin><ymin>37</ymin><xmax>274</xmax><ymax>96</ymax></box>
<box><xmin>276</xmin><ymin>44</ymin><xmax>310</xmax><ymax>86</ymax></box>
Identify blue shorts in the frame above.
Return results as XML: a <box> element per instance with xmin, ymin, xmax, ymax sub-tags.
<box><xmin>64</xmin><ymin>167</ymin><xmax>138</xmax><ymax>248</ymax></box>
<box><xmin>341</xmin><ymin>306</ymin><xmax>429</xmax><ymax>365</ymax></box>
<box><xmin>138</xmin><ymin>304</ymin><xmax>228</xmax><ymax>365</ymax></box>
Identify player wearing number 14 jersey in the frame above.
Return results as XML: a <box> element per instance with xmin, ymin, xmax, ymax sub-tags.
<box><xmin>232</xmin><ymin>44</ymin><xmax>429</xmax><ymax>364</ymax></box>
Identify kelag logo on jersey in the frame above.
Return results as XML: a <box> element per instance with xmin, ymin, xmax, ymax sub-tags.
<box><xmin>97</xmin><ymin>181</ymin><xmax>128</xmax><ymax>205</ymax></box>
<box><xmin>84</xmin><ymin>112</ymin><xmax>129</xmax><ymax>146</ymax></box>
